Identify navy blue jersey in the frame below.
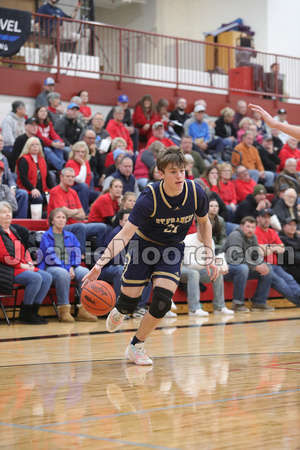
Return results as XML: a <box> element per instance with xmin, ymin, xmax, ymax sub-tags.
<box><xmin>128</xmin><ymin>180</ymin><xmax>208</xmax><ymax>246</ymax></box>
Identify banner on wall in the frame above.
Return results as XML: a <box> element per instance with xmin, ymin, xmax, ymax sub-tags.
<box><xmin>0</xmin><ymin>7</ymin><xmax>31</xmax><ymax>57</ymax></box>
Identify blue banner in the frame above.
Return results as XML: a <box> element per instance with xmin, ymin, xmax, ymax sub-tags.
<box><xmin>0</xmin><ymin>7</ymin><xmax>31</xmax><ymax>57</ymax></box>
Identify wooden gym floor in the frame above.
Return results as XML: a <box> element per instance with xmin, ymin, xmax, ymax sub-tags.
<box><xmin>1</xmin><ymin>305</ymin><xmax>300</xmax><ymax>449</ymax></box>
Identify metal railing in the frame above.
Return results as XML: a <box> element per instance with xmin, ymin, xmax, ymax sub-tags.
<box><xmin>1</xmin><ymin>13</ymin><xmax>300</xmax><ymax>101</ymax></box>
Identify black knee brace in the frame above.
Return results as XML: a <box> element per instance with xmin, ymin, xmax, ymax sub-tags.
<box><xmin>149</xmin><ymin>286</ymin><xmax>173</xmax><ymax>319</ymax></box>
<box><xmin>116</xmin><ymin>291</ymin><xmax>141</xmax><ymax>315</ymax></box>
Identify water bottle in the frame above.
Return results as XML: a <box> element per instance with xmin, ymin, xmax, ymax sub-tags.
<box><xmin>95</xmin><ymin>135</ymin><xmax>101</xmax><ymax>150</ymax></box>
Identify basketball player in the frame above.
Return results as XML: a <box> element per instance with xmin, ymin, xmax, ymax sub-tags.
<box><xmin>83</xmin><ymin>147</ymin><xmax>218</xmax><ymax>365</ymax></box>
<box><xmin>249</xmin><ymin>103</ymin><xmax>300</xmax><ymax>140</ymax></box>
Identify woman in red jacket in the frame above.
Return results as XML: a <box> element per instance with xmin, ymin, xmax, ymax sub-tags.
<box><xmin>16</xmin><ymin>137</ymin><xmax>54</xmax><ymax>214</ymax></box>
<box><xmin>34</xmin><ymin>106</ymin><xmax>67</xmax><ymax>171</ymax></box>
<box><xmin>132</xmin><ymin>94</ymin><xmax>160</xmax><ymax>144</ymax></box>
<box><xmin>88</xmin><ymin>178</ymin><xmax>123</xmax><ymax>224</ymax></box>
<box><xmin>65</xmin><ymin>141</ymin><xmax>99</xmax><ymax>215</ymax></box>
<box><xmin>218</xmin><ymin>162</ymin><xmax>237</xmax><ymax>221</ymax></box>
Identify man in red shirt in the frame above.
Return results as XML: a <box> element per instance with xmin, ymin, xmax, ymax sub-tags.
<box><xmin>48</xmin><ymin>167</ymin><xmax>108</xmax><ymax>255</ymax></box>
<box><xmin>235</xmin><ymin>165</ymin><xmax>257</xmax><ymax>203</ymax></box>
<box><xmin>146</xmin><ymin>122</ymin><xmax>175</xmax><ymax>148</ymax></box>
<box><xmin>106</xmin><ymin>107</ymin><xmax>133</xmax><ymax>151</ymax></box>
<box><xmin>255</xmin><ymin>208</ymin><xmax>300</xmax><ymax>305</ymax></box>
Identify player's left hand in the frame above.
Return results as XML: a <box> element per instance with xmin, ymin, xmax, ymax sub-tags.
<box><xmin>206</xmin><ymin>261</ymin><xmax>219</xmax><ymax>282</ymax></box>
<box><xmin>82</xmin><ymin>265</ymin><xmax>101</xmax><ymax>287</ymax></box>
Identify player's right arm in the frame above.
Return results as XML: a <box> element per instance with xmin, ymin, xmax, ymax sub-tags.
<box><xmin>82</xmin><ymin>220</ymin><xmax>138</xmax><ymax>285</ymax></box>
<box><xmin>249</xmin><ymin>103</ymin><xmax>300</xmax><ymax>140</ymax></box>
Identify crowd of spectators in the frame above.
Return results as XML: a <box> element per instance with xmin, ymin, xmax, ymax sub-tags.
<box><xmin>1</xmin><ymin>81</ymin><xmax>300</xmax><ymax>323</ymax></box>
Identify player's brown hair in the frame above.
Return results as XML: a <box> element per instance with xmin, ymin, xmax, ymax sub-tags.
<box><xmin>156</xmin><ymin>146</ymin><xmax>187</xmax><ymax>172</ymax></box>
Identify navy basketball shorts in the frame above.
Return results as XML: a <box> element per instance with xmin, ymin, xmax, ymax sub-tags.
<box><xmin>121</xmin><ymin>236</ymin><xmax>184</xmax><ymax>287</ymax></box>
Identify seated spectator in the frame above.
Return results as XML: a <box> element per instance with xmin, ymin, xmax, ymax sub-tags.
<box><xmin>38</xmin><ymin>208</ymin><xmax>97</xmax><ymax>323</ymax></box>
<box><xmin>65</xmin><ymin>141</ymin><xmax>99</xmax><ymax>214</ymax></box>
<box><xmin>36</xmin><ymin>77</ymin><xmax>56</xmax><ymax>108</ymax></box>
<box><xmin>11</xmin><ymin>118</ymin><xmax>44</xmax><ymax>172</ymax></box>
<box><xmin>0</xmin><ymin>201</ymin><xmax>52</xmax><ymax>324</ymax></box>
<box><xmin>146</xmin><ymin>122</ymin><xmax>174</xmax><ymax>148</ymax></box>
<box><xmin>180</xmin><ymin>229</ymin><xmax>233</xmax><ymax>316</ymax></box>
<box><xmin>81</xmin><ymin>112</ymin><xmax>110</xmax><ymax>142</ymax></box>
<box><xmin>237</xmin><ymin>117</ymin><xmax>253</xmax><ymax>142</ymax></box>
<box><xmin>34</xmin><ymin>106</ymin><xmax>66</xmax><ymax>171</ymax></box>
<box><xmin>272</xmin><ymin>188</ymin><xmax>299</xmax><ymax>229</ymax></box>
<box><xmin>252</xmin><ymin>110</ymin><xmax>268</xmax><ymax>136</ymax></box>
<box><xmin>180</xmin><ymin>135</ymin><xmax>206</xmax><ymax>178</ymax></box>
<box><xmin>279</xmin><ymin>218</ymin><xmax>300</xmax><ymax>283</ymax></box>
<box><xmin>48</xmin><ymin>167</ymin><xmax>108</xmax><ymax>255</ymax></box>
<box><xmin>78</xmin><ymin>90</ymin><xmax>92</xmax><ymax>122</ymax></box>
<box><xmin>169</xmin><ymin>98</ymin><xmax>191</xmax><ymax>138</ymax></box>
<box><xmin>47</xmin><ymin>92</ymin><xmax>62</xmax><ymax>125</ymax></box>
<box><xmin>82</xmin><ymin>129</ymin><xmax>105</xmax><ymax>189</ymax></box>
<box><xmin>1</xmin><ymin>101</ymin><xmax>26</xmax><ymax>160</ymax></box>
<box><xmin>185</xmin><ymin>154</ymin><xmax>194</xmax><ymax>180</ymax></box>
<box><xmin>234</xmin><ymin>184</ymin><xmax>270</xmax><ymax>224</ymax></box>
<box><xmin>104</xmin><ymin>136</ymin><xmax>131</xmax><ymax>170</ymax></box>
<box><xmin>88</xmin><ymin>179</ymin><xmax>122</xmax><ymax>224</ymax></box>
<box><xmin>257</xmin><ymin>132</ymin><xmax>281</xmax><ymax>173</ymax></box>
<box><xmin>105</xmin><ymin>94</ymin><xmax>139</xmax><ymax>152</ymax></box>
<box><xmin>201</xmin><ymin>165</ymin><xmax>220</xmax><ymax>194</ymax></box>
<box><xmin>274</xmin><ymin>158</ymin><xmax>300</xmax><ymax>194</ymax></box>
<box><xmin>218</xmin><ymin>163</ymin><xmax>237</xmax><ymax>221</ymax></box>
<box><xmin>16</xmin><ymin>137</ymin><xmax>54</xmax><ymax>214</ymax></box>
<box><xmin>277</xmin><ymin>137</ymin><xmax>300</xmax><ymax>172</ymax></box>
<box><xmin>132</xmin><ymin>94</ymin><xmax>160</xmax><ymax>143</ymax></box>
<box><xmin>235</xmin><ymin>37</ymin><xmax>265</xmax><ymax>92</ymax></box>
<box><xmin>233</xmin><ymin>131</ymin><xmax>275</xmax><ymax>188</ymax></box>
<box><xmin>103</xmin><ymin>155</ymin><xmax>139</xmax><ymax>197</ymax></box>
<box><xmin>54</xmin><ymin>103</ymin><xmax>84</xmax><ymax>146</ymax></box>
<box><xmin>235</xmin><ymin>165</ymin><xmax>257</xmax><ymax>203</ymax></box>
<box><xmin>271</xmin><ymin>183</ymin><xmax>290</xmax><ymax>207</ymax></box>
<box><xmin>112</xmin><ymin>191</ymin><xmax>137</xmax><ymax>228</ymax></box>
<box><xmin>69</xmin><ymin>96</ymin><xmax>86</xmax><ymax>130</ymax></box>
<box><xmin>248</xmin><ymin>123</ymin><xmax>263</xmax><ymax>146</ymax></box>
<box><xmin>106</xmin><ymin>148</ymin><xmax>127</xmax><ymax>177</ymax></box>
<box><xmin>148</xmin><ymin>165</ymin><xmax>163</xmax><ymax>184</ymax></box>
<box><xmin>134</xmin><ymin>141</ymin><xmax>163</xmax><ymax>190</ymax></box>
<box><xmin>0</xmin><ymin>162</ymin><xmax>18</xmax><ymax>213</ymax></box>
<box><xmin>187</xmin><ymin>105</ymin><xmax>224</xmax><ymax>161</ymax></box>
<box><xmin>208</xmin><ymin>199</ymin><xmax>226</xmax><ymax>252</ymax></box>
<box><xmin>1</xmin><ymin>133</ymin><xmax>28</xmax><ymax>218</ymax></box>
<box><xmin>255</xmin><ymin>209</ymin><xmax>300</xmax><ymax>306</ymax></box>
<box><xmin>215</xmin><ymin>107</ymin><xmax>237</xmax><ymax>149</ymax></box>
<box><xmin>156</xmin><ymin>98</ymin><xmax>170</xmax><ymax>130</ymax></box>
<box><xmin>106</xmin><ymin>106</ymin><xmax>134</xmax><ymax>152</ymax></box>
<box><xmin>220</xmin><ymin>216</ymin><xmax>274</xmax><ymax>312</ymax></box>
<box><xmin>271</xmin><ymin>127</ymin><xmax>284</xmax><ymax>154</ymax></box>
<box><xmin>273</xmin><ymin>108</ymin><xmax>289</xmax><ymax>144</ymax></box>
<box><xmin>233</xmin><ymin>99</ymin><xmax>248</xmax><ymax>130</ymax></box>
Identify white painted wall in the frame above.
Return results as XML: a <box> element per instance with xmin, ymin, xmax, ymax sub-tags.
<box><xmin>95</xmin><ymin>0</ymin><xmax>300</xmax><ymax>56</ymax></box>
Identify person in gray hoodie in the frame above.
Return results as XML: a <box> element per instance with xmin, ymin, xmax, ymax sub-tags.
<box><xmin>220</xmin><ymin>215</ymin><xmax>274</xmax><ymax>313</ymax></box>
<box><xmin>1</xmin><ymin>101</ymin><xmax>26</xmax><ymax>163</ymax></box>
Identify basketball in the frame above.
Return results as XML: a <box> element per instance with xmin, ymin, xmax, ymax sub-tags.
<box><xmin>81</xmin><ymin>280</ymin><xmax>116</xmax><ymax>316</ymax></box>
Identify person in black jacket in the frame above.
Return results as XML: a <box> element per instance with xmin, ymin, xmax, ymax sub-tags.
<box><xmin>257</xmin><ymin>132</ymin><xmax>281</xmax><ymax>173</ymax></box>
<box><xmin>279</xmin><ymin>217</ymin><xmax>300</xmax><ymax>283</ymax></box>
<box><xmin>0</xmin><ymin>201</ymin><xmax>52</xmax><ymax>324</ymax></box>
<box><xmin>272</xmin><ymin>188</ymin><xmax>299</xmax><ymax>230</ymax></box>
<box><xmin>169</xmin><ymin>98</ymin><xmax>191</xmax><ymax>138</ymax></box>
<box><xmin>234</xmin><ymin>184</ymin><xmax>271</xmax><ymax>224</ymax></box>
<box><xmin>215</xmin><ymin>107</ymin><xmax>237</xmax><ymax>149</ymax></box>
<box><xmin>54</xmin><ymin>103</ymin><xmax>84</xmax><ymax>147</ymax></box>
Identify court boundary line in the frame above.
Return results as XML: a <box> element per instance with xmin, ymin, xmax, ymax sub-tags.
<box><xmin>0</xmin><ymin>315</ymin><xmax>300</xmax><ymax>344</ymax></box>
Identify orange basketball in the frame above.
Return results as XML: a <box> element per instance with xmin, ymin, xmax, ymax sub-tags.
<box><xmin>81</xmin><ymin>280</ymin><xmax>116</xmax><ymax>316</ymax></box>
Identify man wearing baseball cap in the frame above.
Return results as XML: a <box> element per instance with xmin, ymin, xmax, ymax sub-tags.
<box><xmin>273</xmin><ymin>108</ymin><xmax>289</xmax><ymax>144</ymax></box>
<box><xmin>104</xmin><ymin>94</ymin><xmax>139</xmax><ymax>152</ymax></box>
<box><xmin>279</xmin><ymin>218</ymin><xmax>300</xmax><ymax>284</ymax></box>
<box><xmin>146</xmin><ymin>122</ymin><xmax>174</xmax><ymax>148</ymax></box>
<box><xmin>257</xmin><ymin>132</ymin><xmax>281</xmax><ymax>173</ymax></box>
<box><xmin>35</xmin><ymin>78</ymin><xmax>56</xmax><ymax>108</ymax></box>
<box><xmin>54</xmin><ymin>103</ymin><xmax>84</xmax><ymax>146</ymax></box>
<box><xmin>255</xmin><ymin>209</ymin><xmax>300</xmax><ymax>307</ymax></box>
<box><xmin>234</xmin><ymin>184</ymin><xmax>270</xmax><ymax>224</ymax></box>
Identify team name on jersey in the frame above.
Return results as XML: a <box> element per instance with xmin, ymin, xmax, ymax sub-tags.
<box><xmin>155</xmin><ymin>214</ymin><xmax>194</xmax><ymax>225</ymax></box>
